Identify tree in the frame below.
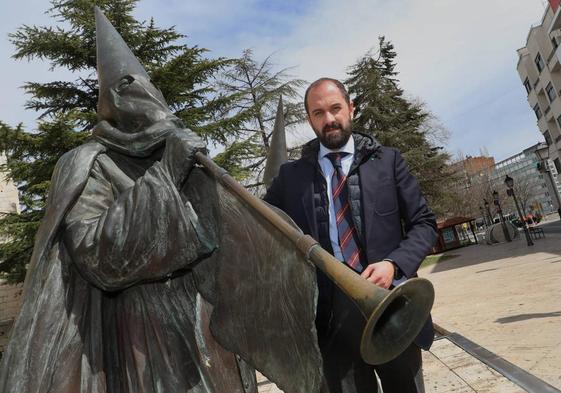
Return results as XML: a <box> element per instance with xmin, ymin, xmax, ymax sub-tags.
<box><xmin>345</xmin><ymin>37</ymin><xmax>453</xmax><ymax>217</ymax></box>
<box><xmin>214</xmin><ymin>49</ymin><xmax>307</xmax><ymax>190</ymax></box>
<box><xmin>445</xmin><ymin>166</ymin><xmax>494</xmax><ymax>220</ymax></box>
<box><xmin>511</xmin><ymin>178</ymin><xmax>533</xmax><ymax>216</ymax></box>
<box><xmin>0</xmin><ymin>0</ymin><xmax>237</xmax><ymax>283</ymax></box>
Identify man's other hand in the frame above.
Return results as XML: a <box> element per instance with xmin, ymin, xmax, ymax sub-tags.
<box><xmin>360</xmin><ymin>260</ymin><xmax>395</xmax><ymax>289</ymax></box>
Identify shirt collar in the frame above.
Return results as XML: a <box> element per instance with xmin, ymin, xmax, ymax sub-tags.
<box><xmin>319</xmin><ymin>134</ymin><xmax>355</xmax><ymax>160</ymax></box>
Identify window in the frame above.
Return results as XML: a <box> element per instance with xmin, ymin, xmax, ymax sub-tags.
<box><xmin>545</xmin><ymin>130</ymin><xmax>553</xmax><ymax>146</ymax></box>
<box><xmin>547</xmin><ymin>82</ymin><xmax>557</xmax><ymax>102</ymax></box>
<box><xmin>534</xmin><ymin>103</ymin><xmax>542</xmax><ymax>120</ymax></box>
<box><xmin>553</xmin><ymin>36</ymin><xmax>559</xmax><ymax>50</ymax></box>
<box><xmin>555</xmin><ymin>158</ymin><xmax>561</xmax><ymax>174</ymax></box>
<box><xmin>524</xmin><ymin>78</ymin><xmax>532</xmax><ymax>94</ymax></box>
<box><xmin>535</xmin><ymin>52</ymin><xmax>545</xmax><ymax>72</ymax></box>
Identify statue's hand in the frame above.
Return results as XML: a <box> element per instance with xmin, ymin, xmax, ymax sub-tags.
<box><xmin>162</xmin><ymin>128</ymin><xmax>207</xmax><ymax>187</ymax></box>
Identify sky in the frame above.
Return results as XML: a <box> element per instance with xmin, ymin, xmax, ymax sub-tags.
<box><xmin>0</xmin><ymin>0</ymin><xmax>551</xmax><ymax>162</ymax></box>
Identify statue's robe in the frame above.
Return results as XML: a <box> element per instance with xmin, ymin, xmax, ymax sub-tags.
<box><xmin>0</xmin><ymin>141</ymin><xmax>322</xmax><ymax>393</ymax></box>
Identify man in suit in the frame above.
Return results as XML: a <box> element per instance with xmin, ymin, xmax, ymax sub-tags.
<box><xmin>263</xmin><ymin>78</ymin><xmax>438</xmax><ymax>393</ymax></box>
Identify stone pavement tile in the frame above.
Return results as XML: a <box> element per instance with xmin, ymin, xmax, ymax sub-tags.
<box><xmin>256</xmin><ymin>371</ymin><xmax>268</xmax><ymax>384</ymax></box>
<box><xmin>527</xmin><ymin>339</ymin><xmax>561</xmax><ymax>388</ymax></box>
<box><xmin>430</xmin><ymin>338</ymin><xmax>466</xmax><ymax>358</ymax></box>
<box><xmin>537</xmin><ymin>374</ymin><xmax>561</xmax><ymax>391</ymax></box>
<box><xmin>256</xmin><ymin>347</ymin><xmax>525</xmax><ymax>392</ymax></box>
<box><xmin>257</xmin><ymin>381</ymin><xmax>283</xmax><ymax>393</ymax></box>
<box><xmin>256</xmin><ymin>372</ymin><xmax>283</xmax><ymax>393</ymax></box>
<box><xmin>450</xmin><ymin>361</ymin><xmax>525</xmax><ymax>393</ymax></box>
<box><xmin>434</xmin><ymin>350</ymin><xmax>476</xmax><ymax>370</ymax></box>
<box><xmin>423</xmin><ymin>351</ymin><xmax>476</xmax><ymax>393</ymax></box>
<box><xmin>426</xmin><ymin>339</ymin><xmax>527</xmax><ymax>393</ymax></box>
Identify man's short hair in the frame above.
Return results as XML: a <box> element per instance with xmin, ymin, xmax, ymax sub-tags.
<box><xmin>304</xmin><ymin>78</ymin><xmax>351</xmax><ymax>114</ymax></box>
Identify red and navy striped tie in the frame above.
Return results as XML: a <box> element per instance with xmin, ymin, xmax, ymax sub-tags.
<box><xmin>326</xmin><ymin>152</ymin><xmax>363</xmax><ymax>272</ymax></box>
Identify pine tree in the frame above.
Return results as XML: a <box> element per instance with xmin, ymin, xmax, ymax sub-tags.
<box><xmin>345</xmin><ymin>37</ymin><xmax>453</xmax><ymax>216</ymax></box>
<box><xmin>0</xmin><ymin>0</ymin><xmax>237</xmax><ymax>283</ymax></box>
<box><xmin>213</xmin><ymin>49</ymin><xmax>307</xmax><ymax>190</ymax></box>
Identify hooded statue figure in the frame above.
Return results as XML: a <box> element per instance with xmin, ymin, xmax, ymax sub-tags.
<box><xmin>0</xmin><ymin>8</ymin><xmax>322</xmax><ymax>393</ymax></box>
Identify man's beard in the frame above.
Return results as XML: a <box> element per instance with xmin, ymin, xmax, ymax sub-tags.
<box><xmin>318</xmin><ymin>120</ymin><xmax>352</xmax><ymax>149</ymax></box>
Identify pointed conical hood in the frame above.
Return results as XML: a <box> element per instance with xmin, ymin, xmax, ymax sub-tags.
<box><xmin>95</xmin><ymin>6</ymin><xmax>149</xmax><ymax>95</ymax></box>
<box><xmin>263</xmin><ymin>96</ymin><xmax>288</xmax><ymax>188</ymax></box>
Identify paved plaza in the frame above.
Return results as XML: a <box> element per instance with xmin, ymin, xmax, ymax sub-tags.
<box><xmin>258</xmin><ymin>217</ymin><xmax>561</xmax><ymax>392</ymax></box>
<box><xmin>419</xmin><ymin>221</ymin><xmax>561</xmax><ymax>391</ymax></box>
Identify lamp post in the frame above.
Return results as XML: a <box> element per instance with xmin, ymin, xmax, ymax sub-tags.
<box><xmin>483</xmin><ymin>199</ymin><xmax>492</xmax><ymax>225</ymax></box>
<box><xmin>504</xmin><ymin>175</ymin><xmax>534</xmax><ymax>246</ymax></box>
<box><xmin>479</xmin><ymin>206</ymin><xmax>487</xmax><ymax>227</ymax></box>
<box><xmin>492</xmin><ymin>190</ymin><xmax>512</xmax><ymax>242</ymax></box>
<box><xmin>535</xmin><ymin>143</ymin><xmax>561</xmax><ymax>220</ymax></box>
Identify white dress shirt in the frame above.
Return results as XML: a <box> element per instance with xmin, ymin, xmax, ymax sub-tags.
<box><xmin>318</xmin><ymin>135</ymin><xmax>355</xmax><ymax>262</ymax></box>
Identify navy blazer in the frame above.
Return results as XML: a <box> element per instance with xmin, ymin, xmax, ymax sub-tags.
<box><xmin>264</xmin><ymin>134</ymin><xmax>438</xmax><ymax>349</ymax></box>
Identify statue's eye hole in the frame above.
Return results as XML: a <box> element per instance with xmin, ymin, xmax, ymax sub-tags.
<box><xmin>117</xmin><ymin>75</ymin><xmax>135</xmax><ymax>92</ymax></box>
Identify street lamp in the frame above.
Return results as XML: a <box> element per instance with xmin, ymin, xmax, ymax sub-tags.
<box><xmin>483</xmin><ymin>199</ymin><xmax>492</xmax><ymax>226</ymax></box>
<box><xmin>492</xmin><ymin>190</ymin><xmax>512</xmax><ymax>242</ymax></box>
<box><xmin>504</xmin><ymin>175</ymin><xmax>534</xmax><ymax>246</ymax></box>
<box><xmin>479</xmin><ymin>206</ymin><xmax>487</xmax><ymax>227</ymax></box>
<box><xmin>535</xmin><ymin>142</ymin><xmax>561</xmax><ymax>220</ymax></box>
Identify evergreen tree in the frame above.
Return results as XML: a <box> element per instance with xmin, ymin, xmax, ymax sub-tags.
<box><xmin>0</xmin><ymin>0</ymin><xmax>237</xmax><ymax>283</ymax></box>
<box><xmin>214</xmin><ymin>49</ymin><xmax>307</xmax><ymax>189</ymax></box>
<box><xmin>345</xmin><ymin>37</ymin><xmax>453</xmax><ymax>216</ymax></box>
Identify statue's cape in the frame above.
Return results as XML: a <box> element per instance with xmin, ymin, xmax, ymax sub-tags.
<box><xmin>0</xmin><ymin>141</ymin><xmax>322</xmax><ymax>393</ymax></box>
<box><xmin>187</xmin><ymin>169</ymin><xmax>323</xmax><ymax>393</ymax></box>
<box><xmin>0</xmin><ymin>141</ymin><xmax>108</xmax><ymax>392</ymax></box>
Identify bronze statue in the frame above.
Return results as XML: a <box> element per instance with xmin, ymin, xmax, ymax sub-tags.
<box><xmin>0</xmin><ymin>8</ymin><xmax>322</xmax><ymax>393</ymax></box>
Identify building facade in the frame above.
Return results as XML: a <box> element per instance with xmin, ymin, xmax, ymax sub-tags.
<box><xmin>490</xmin><ymin>144</ymin><xmax>561</xmax><ymax>215</ymax></box>
<box><xmin>450</xmin><ymin>155</ymin><xmax>495</xmax><ymax>190</ymax></box>
<box><xmin>517</xmin><ymin>2</ymin><xmax>561</xmax><ymax>176</ymax></box>
<box><xmin>0</xmin><ymin>153</ymin><xmax>21</xmax><ymax>354</ymax></box>
<box><xmin>0</xmin><ymin>154</ymin><xmax>19</xmax><ymax>215</ymax></box>
<box><xmin>450</xmin><ymin>145</ymin><xmax>561</xmax><ymax>220</ymax></box>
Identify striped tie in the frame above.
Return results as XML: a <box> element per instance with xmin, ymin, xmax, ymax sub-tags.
<box><xmin>326</xmin><ymin>152</ymin><xmax>363</xmax><ymax>272</ymax></box>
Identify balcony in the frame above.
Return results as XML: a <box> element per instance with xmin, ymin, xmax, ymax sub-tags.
<box><xmin>555</xmin><ymin>135</ymin><xmax>561</xmax><ymax>150</ymax></box>
<box><xmin>545</xmin><ymin>105</ymin><xmax>553</xmax><ymax>121</ymax></box>
<box><xmin>550</xmin><ymin>44</ymin><xmax>561</xmax><ymax>73</ymax></box>
<box><xmin>549</xmin><ymin>4</ymin><xmax>561</xmax><ymax>35</ymax></box>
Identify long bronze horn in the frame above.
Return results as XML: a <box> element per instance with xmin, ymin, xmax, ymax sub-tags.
<box><xmin>195</xmin><ymin>152</ymin><xmax>434</xmax><ymax>365</ymax></box>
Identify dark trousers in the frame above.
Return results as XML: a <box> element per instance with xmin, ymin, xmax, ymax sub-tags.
<box><xmin>319</xmin><ymin>286</ymin><xmax>424</xmax><ymax>393</ymax></box>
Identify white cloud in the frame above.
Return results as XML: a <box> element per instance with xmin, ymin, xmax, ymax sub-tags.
<box><xmin>0</xmin><ymin>0</ymin><xmax>550</xmax><ymax>160</ymax></box>
<box><xmin>271</xmin><ymin>0</ymin><xmax>542</xmax><ymax>104</ymax></box>
<box><xmin>271</xmin><ymin>0</ymin><xmax>546</xmax><ymax>159</ymax></box>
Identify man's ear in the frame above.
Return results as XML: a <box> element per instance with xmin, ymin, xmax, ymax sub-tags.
<box><xmin>350</xmin><ymin>100</ymin><xmax>355</xmax><ymax>119</ymax></box>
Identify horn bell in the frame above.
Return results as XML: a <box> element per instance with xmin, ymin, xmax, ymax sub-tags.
<box><xmin>360</xmin><ymin>278</ymin><xmax>435</xmax><ymax>365</ymax></box>
<box><xmin>306</xmin><ymin>243</ymin><xmax>435</xmax><ymax>366</ymax></box>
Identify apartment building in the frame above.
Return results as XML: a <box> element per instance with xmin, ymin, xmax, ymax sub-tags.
<box><xmin>490</xmin><ymin>143</ymin><xmax>561</xmax><ymax>215</ymax></box>
<box><xmin>450</xmin><ymin>145</ymin><xmax>560</xmax><ymax>217</ymax></box>
<box><xmin>516</xmin><ymin>0</ymin><xmax>561</xmax><ymax>176</ymax></box>
<box><xmin>450</xmin><ymin>155</ymin><xmax>495</xmax><ymax>190</ymax></box>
